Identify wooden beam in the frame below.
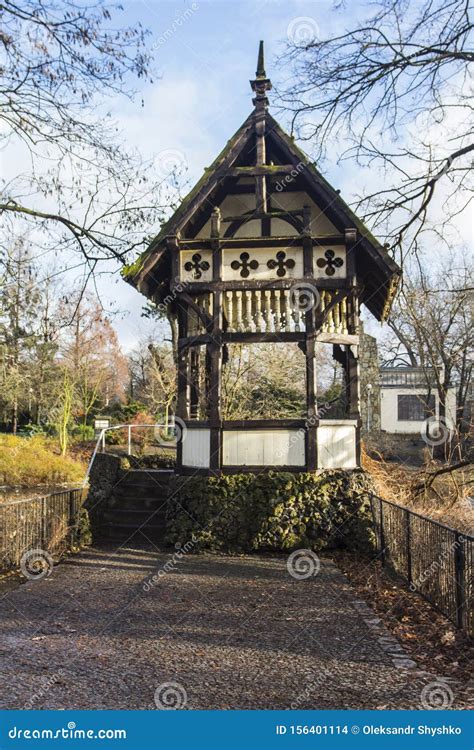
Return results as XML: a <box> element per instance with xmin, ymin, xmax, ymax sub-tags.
<box><xmin>221</xmin><ymin>209</ymin><xmax>304</xmax><ymax>223</ymax></box>
<box><xmin>314</xmin><ymin>288</ymin><xmax>351</xmax><ymax>331</ymax></box>
<box><xmin>207</xmin><ymin>289</ymin><xmax>223</xmax><ymax>472</ymax></box>
<box><xmin>344</xmin><ymin>227</ymin><xmax>357</xmax><ymax>287</ymax></box>
<box><xmin>179</xmin><ymin>278</ymin><xmax>350</xmax><ymax>294</ymax></box>
<box><xmin>305</xmin><ymin>320</ymin><xmax>318</xmax><ymax>472</ymax></box>
<box><xmin>347</xmin><ymin>345</ymin><xmax>360</xmax><ymax>420</ymax></box>
<box><xmin>167</xmin><ymin>234</ymin><xmax>180</xmax><ymax>284</ymax></box>
<box><xmin>222</xmin><ymin>419</ymin><xmax>305</xmax><ymax>429</ymax></box>
<box><xmin>178</xmin><ymin>292</ymin><xmax>213</xmax><ymax>329</ymax></box>
<box><xmin>228</xmin><ymin>165</ymin><xmax>296</xmax><ymax>177</ymax></box>
<box><xmin>175</xmin><ymin>235</ymin><xmax>345</xmax><ymax>250</ymax></box>
<box><xmin>224</xmin><ymin>332</ymin><xmax>305</xmax><ymax>344</ymax></box>
<box><xmin>189</xmin><ymin>346</ymin><xmax>200</xmax><ymax>419</ymax></box>
<box><xmin>302</xmin><ymin>204</ymin><xmax>313</xmax><ymax>277</ymax></box>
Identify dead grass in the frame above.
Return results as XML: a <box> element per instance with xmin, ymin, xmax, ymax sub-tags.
<box><xmin>362</xmin><ymin>443</ymin><xmax>473</xmax><ymax>535</ymax></box>
<box><xmin>0</xmin><ymin>434</ymin><xmax>86</xmax><ymax>488</ymax></box>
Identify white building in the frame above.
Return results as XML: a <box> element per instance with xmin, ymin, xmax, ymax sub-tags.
<box><xmin>379</xmin><ymin>367</ymin><xmax>457</xmax><ymax>435</ymax></box>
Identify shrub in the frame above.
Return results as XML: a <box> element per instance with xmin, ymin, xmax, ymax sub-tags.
<box><xmin>0</xmin><ymin>434</ymin><xmax>85</xmax><ymax>487</ymax></box>
<box><xmin>74</xmin><ymin>507</ymin><xmax>93</xmax><ymax>548</ymax></box>
<box><xmin>166</xmin><ymin>470</ymin><xmax>375</xmax><ymax>553</ymax></box>
<box><xmin>121</xmin><ymin>452</ymin><xmax>175</xmax><ymax>470</ymax></box>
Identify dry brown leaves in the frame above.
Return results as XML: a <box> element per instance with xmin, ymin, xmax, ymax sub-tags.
<box><xmin>334</xmin><ymin>550</ymin><xmax>473</xmax><ymax>687</ymax></box>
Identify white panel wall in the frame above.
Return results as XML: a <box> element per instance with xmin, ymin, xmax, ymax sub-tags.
<box><xmin>317</xmin><ymin>421</ymin><xmax>357</xmax><ymax>469</ymax></box>
<box><xmin>380</xmin><ymin>387</ymin><xmax>457</xmax><ymax>434</ymax></box>
<box><xmin>182</xmin><ymin>428</ymin><xmax>211</xmax><ymax>468</ymax></box>
<box><xmin>180</xmin><ymin>250</ymin><xmax>213</xmax><ymax>282</ymax></box>
<box><xmin>271</xmin><ymin>192</ymin><xmax>338</xmax><ymax>235</ymax></box>
<box><xmin>195</xmin><ymin>191</ymin><xmax>338</xmax><ymax>239</ymax></box>
<box><xmin>196</xmin><ymin>194</ymin><xmax>257</xmax><ymax>238</ymax></box>
<box><xmin>222</xmin><ymin>429</ymin><xmax>305</xmax><ymax>466</ymax></box>
<box><xmin>314</xmin><ymin>246</ymin><xmax>346</xmax><ymax>280</ymax></box>
<box><xmin>223</xmin><ymin>247</ymin><xmax>303</xmax><ymax>281</ymax></box>
<box><xmin>233</xmin><ymin>220</ymin><xmax>262</xmax><ymax>239</ymax></box>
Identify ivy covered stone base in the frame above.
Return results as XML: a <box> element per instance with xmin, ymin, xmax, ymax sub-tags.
<box><xmin>166</xmin><ymin>470</ymin><xmax>375</xmax><ymax>553</ymax></box>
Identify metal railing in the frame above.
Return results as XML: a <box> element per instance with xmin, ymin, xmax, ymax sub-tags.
<box><xmin>0</xmin><ymin>487</ymin><xmax>86</xmax><ymax>573</ymax></box>
<box><xmin>84</xmin><ymin>423</ymin><xmax>177</xmax><ymax>486</ymax></box>
<box><xmin>370</xmin><ymin>495</ymin><xmax>473</xmax><ymax>636</ymax></box>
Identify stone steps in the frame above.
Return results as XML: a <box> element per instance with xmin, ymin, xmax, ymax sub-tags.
<box><xmin>99</xmin><ymin>469</ymin><xmax>173</xmax><ymax>543</ymax></box>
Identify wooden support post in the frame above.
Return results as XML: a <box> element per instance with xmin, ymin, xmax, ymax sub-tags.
<box><xmin>176</xmin><ymin>300</ymin><xmax>190</xmax><ymax>472</ymax></box>
<box><xmin>305</xmin><ymin>300</ymin><xmax>318</xmax><ymax>470</ymax></box>
<box><xmin>346</xmin><ymin>343</ymin><xmax>361</xmax><ymax>465</ymax></box>
<box><xmin>189</xmin><ymin>346</ymin><xmax>200</xmax><ymax>419</ymax></box>
<box><xmin>302</xmin><ymin>205</ymin><xmax>313</xmax><ymax>277</ymax></box>
<box><xmin>344</xmin><ymin>228</ymin><xmax>357</xmax><ymax>287</ymax></box>
<box><xmin>211</xmin><ymin>207</ymin><xmax>222</xmax><ymax>282</ymax></box>
<box><xmin>207</xmin><ymin>290</ymin><xmax>223</xmax><ymax>473</ymax></box>
<box><xmin>176</xmin><ymin>345</ymin><xmax>190</xmax><ymax>422</ymax></box>
<box><xmin>167</xmin><ymin>234</ymin><xmax>180</xmax><ymax>284</ymax></box>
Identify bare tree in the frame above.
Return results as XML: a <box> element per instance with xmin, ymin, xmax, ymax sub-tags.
<box><xmin>128</xmin><ymin>338</ymin><xmax>176</xmax><ymax>423</ymax></box>
<box><xmin>380</xmin><ymin>255</ymin><xmax>473</xmax><ymax>435</ymax></box>
<box><xmin>279</xmin><ymin>0</ymin><xmax>473</xmax><ymax>260</ymax></box>
<box><xmin>0</xmin><ymin>0</ymin><xmax>169</xmax><ymax>269</ymax></box>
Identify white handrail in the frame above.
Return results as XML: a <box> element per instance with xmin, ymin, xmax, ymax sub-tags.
<box><xmin>83</xmin><ymin>423</ymin><xmax>177</xmax><ymax>488</ymax></box>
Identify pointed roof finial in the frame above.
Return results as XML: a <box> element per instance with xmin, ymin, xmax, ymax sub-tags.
<box><xmin>256</xmin><ymin>40</ymin><xmax>266</xmax><ymax>78</ymax></box>
<box><xmin>250</xmin><ymin>40</ymin><xmax>272</xmax><ymax>108</ymax></box>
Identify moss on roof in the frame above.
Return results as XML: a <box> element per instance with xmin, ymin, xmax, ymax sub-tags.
<box><xmin>123</xmin><ymin>106</ymin><xmax>400</xmax><ymax>316</ymax></box>
<box><xmin>123</xmin><ymin>114</ymin><xmax>254</xmax><ymax>283</ymax></box>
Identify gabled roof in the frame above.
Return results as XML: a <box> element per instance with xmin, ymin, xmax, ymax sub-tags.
<box><xmin>123</xmin><ymin>46</ymin><xmax>401</xmax><ymax>321</ymax></box>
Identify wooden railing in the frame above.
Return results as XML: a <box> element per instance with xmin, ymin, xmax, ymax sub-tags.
<box><xmin>188</xmin><ymin>289</ymin><xmax>355</xmax><ymax>336</ymax></box>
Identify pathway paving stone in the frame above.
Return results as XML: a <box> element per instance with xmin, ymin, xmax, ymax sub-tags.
<box><xmin>0</xmin><ymin>544</ymin><xmax>467</xmax><ymax>710</ymax></box>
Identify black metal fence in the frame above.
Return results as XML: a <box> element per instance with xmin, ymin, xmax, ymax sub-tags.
<box><xmin>370</xmin><ymin>496</ymin><xmax>473</xmax><ymax>636</ymax></box>
<box><xmin>0</xmin><ymin>487</ymin><xmax>86</xmax><ymax>573</ymax></box>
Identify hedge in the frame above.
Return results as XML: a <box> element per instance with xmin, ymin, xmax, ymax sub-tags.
<box><xmin>166</xmin><ymin>470</ymin><xmax>375</xmax><ymax>553</ymax></box>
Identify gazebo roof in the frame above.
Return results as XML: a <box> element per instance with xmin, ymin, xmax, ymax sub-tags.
<box><xmin>123</xmin><ymin>43</ymin><xmax>401</xmax><ymax>321</ymax></box>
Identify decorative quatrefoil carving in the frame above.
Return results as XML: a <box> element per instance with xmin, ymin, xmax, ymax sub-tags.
<box><xmin>267</xmin><ymin>251</ymin><xmax>296</xmax><ymax>278</ymax></box>
<box><xmin>316</xmin><ymin>249</ymin><xmax>344</xmax><ymax>276</ymax></box>
<box><xmin>231</xmin><ymin>252</ymin><xmax>259</xmax><ymax>278</ymax></box>
<box><xmin>184</xmin><ymin>253</ymin><xmax>210</xmax><ymax>280</ymax></box>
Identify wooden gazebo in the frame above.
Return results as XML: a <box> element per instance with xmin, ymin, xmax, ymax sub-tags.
<box><xmin>123</xmin><ymin>42</ymin><xmax>400</xmax><ymax>475</ymax></box>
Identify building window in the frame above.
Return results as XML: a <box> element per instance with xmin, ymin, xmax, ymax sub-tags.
<box><xmin>397</xmin><ymin>394</ymin><xmax>435</xmax><ymax>421</ymax></box>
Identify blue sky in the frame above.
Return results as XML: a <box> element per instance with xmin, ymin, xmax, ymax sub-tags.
<box><xmin>110</xmin><ymin>0</ymin><xmax>366</xmax><ymax>348</ymax></box>
<box><xmin>27</xmin><ymin>0</ymin><xmax>467</xmax><ymax>351</ymax></box>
